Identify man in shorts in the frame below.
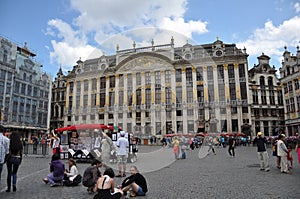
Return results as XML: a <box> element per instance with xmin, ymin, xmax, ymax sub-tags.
<box><xmin>116</xmin><ymin>131</ymin><xmax>129</xmax><ymax>177</ymax></box>
<box><xmin>121</xmin><ymin>165</ymin><xmax>148</xmax><ymax>197</ymax></box>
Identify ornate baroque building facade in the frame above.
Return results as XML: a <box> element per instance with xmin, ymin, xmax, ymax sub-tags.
<box><xmin>248</xmin><ymin>53</ymin><xmax>284</xmax><ymax>136</ymax></box>
<box><xmin>50</xmin><ymin>67</ymin><xmax>67</xmax><ymax>130</ymax></box>
<box><xmin>0</xmin><ymin>36</ymin><xmax>52</xmax><ymax>137</ymax></box>
<box><xmin>279</xmin><ymin>46</ymin><xmax>300</xmax><ymax>136</ymax></box>
<box><xmin>61</xmin><ymin>38</ymin><xmax>252</xmax><ymax>137</ymax></box>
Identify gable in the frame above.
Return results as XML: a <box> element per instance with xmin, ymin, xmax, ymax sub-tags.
<box><xmin>116</xmin><ymin>52</ymin><xmax>174</xmax><ymax>73</ymax></box>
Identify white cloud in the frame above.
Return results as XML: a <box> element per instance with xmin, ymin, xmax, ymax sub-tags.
<box><xmin>294</xmin><ymin>2</ymin><xmax>300</xmax><ymax>13</ymax></box>
<box><xmin>46</xmin><ymin>0</ymin><xmax>208</xmax><ymax>70</ymax></box>
<box><xmin>237</xmin><ymin>16</ymin><xmax>300</xmax><ymax>65</ymax></box>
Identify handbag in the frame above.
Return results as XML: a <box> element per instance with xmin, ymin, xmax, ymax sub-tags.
<box><xmin>4</xmin><ymin>153</ymin><xmax>11</xmax><ymax>164</ymax></box>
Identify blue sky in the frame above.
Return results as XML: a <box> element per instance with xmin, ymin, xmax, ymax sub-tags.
<box><xmin>1</xmin><ymin>0</ymin><xmax>300</xmax><ymax>78</ymax></box>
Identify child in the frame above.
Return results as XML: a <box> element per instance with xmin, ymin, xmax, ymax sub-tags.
<box><xmin>287</xmin><ymin>144</ymin><xmax>293</xmax><ymax>169</ymax></box>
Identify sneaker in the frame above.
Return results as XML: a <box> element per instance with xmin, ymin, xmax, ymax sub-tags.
<box><xmin>13</xmin><ymin>185</ymin><xmax>17</xmax><ymax>192</ymax></box>
<box><xmin>43</xmin><ymin>178</ymin><xmax>49</xmax><ymax>184</ymax></box>
<box><xmin>265</xmin><ymin>169</ymin><xmax>270</xmax><ymax>172</ymax></box>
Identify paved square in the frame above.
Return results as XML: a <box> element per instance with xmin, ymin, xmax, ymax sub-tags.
<box><xmin>0</xmin><ymin>146</ymin><xmax>299</xmax><ymax>199</ymax></box>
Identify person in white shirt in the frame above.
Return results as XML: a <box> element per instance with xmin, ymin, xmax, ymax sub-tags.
<box><xmin>64</xmin><ymin>158</ymin><xmax>79</xmax><ymax>186</ymax></box>
<box><xmin>277</xmin><ymin>134</ymin><xmax>290</xmax><ymax>174</ymax></box>
<box><xmin>116</xmin><ymin>131</ymin><xmax>129</xmax><ymax>177</ymax></box>
<box><xmin>0</xmin><ymin>129</ymin><xmax>10</xmax><ymax>183</ymax></box>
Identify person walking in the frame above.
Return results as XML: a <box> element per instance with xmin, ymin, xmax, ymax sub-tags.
<box><xmin>277</xmin><ymin>134</ymin><xmax>290</xmax><ymax>174</ymax></box>
<box><xmin>207</xmin><ymin>137</ymin><xmax>216</xmax><ymax>155</ymax></box>
<box><xmin>0</xmin><ymin>127</ymin><xmax>10</xmax><ymax>184</ymax></box>
<box><xmin>6</xmin><ymin>132</ymin><xmax>23</xmax><ymax>192</ymax></box>
<box><xmin>228</xmin><ymin>135</ymin><xmax>236</xmax><ymax>157</ymax></box>
<box><xmin>253</xmin><ymin>132</ymin><xmax>270</xmax><ymax>172</ymax></box>
<box><xmin>172</xmin><ymin>137</ymin><xmax>180</xmax><ymax>160</ymax></box>
<box><xmin>116</xmin><ymin>131</ymin><xmax>129</xmax><ymax>177</ymax></box>
<box><xmin>295</xmin><ymin>137</ymin><xmax>300</xmax><ymax>165</ymax></box>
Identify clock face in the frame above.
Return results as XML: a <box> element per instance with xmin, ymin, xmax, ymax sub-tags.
<box><xmin>215</xmin><ymin>50</ymin><xmax>223</xmax><ymax>57</ymax></box>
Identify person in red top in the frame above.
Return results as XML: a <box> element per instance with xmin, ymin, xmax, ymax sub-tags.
<box><xmin>287</xmin><ymin>144</ymin><xmax>293</xmax><ymax>169</ymax></box>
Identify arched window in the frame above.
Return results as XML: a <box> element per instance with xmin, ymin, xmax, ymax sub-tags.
<box><xmin>268</xmin><ymin>77</ymin><xmax>273</xmax><ymax>89</ymax></box>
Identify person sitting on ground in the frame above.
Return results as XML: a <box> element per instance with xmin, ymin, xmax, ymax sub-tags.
<box><xmin>93</xmin><ymin>168</ymin><xmax>124</xmax><ymax>199</ymax></box>
<box><xmin>82</xmin><ymin>159</ymin><xmax>103</xmax><ymax>193</ymax></box>
<box><xmin>121</xmin><ymin>165</ymin><xmax>148</xmax><ymax>197</ymax></box>
<box><xmin>63</xmin><ymin>158</ymin><xmax>81</xmax><ymax>186</ymax></box>
<box><xmin>43</xmin><ymin>153</ymin><xmax>65</xmax><ymax>186</ymax></box>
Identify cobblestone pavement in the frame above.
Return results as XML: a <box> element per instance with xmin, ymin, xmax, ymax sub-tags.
<box><xmin>0</xmin><ymin>145</ymin><xmax>299</xmax><ymax>199</ymax></box>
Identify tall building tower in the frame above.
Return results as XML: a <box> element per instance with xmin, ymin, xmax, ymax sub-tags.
<box><xmin>50</xmin><ymin>66</ymin><xmax>67</xmax><ymax>130</ymax></box>
<box><xmin>0</xmin><ymin>36</ymin><xmax>52</xmax><ymax>138</ymax></box>
<box><xmin>249</xmin><ymin>53</ymin><xmax>284</xmax><ymax>136</ymax></box>
<box><xmin>279</xmin><ymin>46</ymin><xmax>300</xmax><ymax>136</ymax></box>
<box><xmin>63</xmin><ymin>38</ymin><xmax>251</xmax><ymax>137</ymax></box>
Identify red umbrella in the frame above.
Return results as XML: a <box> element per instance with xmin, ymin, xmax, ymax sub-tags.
<box><xmin>56</xmin><ymin>124</ymin><xmax>109</xmax><ymax>132</ymax></box>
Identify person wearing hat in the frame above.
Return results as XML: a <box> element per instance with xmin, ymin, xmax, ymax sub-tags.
<box><xmin>116</xmin><ymin>131</ymin><xmax>129</xmax><ymax>177</ymax></box>
<box><xmin>277</xmin><ymin>134</ymin><xmax>290</xmax><ymax>174</ymax></box>
<box><xmin>253</xmin><ymin>132</ymin><xmax>270</xmax><ymax>172</ymax></box>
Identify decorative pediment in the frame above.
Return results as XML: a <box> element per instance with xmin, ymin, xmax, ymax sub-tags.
<box><xmin>116</xmin><ymin>53</ymin><xmax>173</xmax><ymax>72</ymax></box>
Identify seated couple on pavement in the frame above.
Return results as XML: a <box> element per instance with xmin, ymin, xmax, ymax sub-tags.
<box><xmin>93</xmin><ymin>165</ymin><xmax>148</xmax><ymax>199</ymax></box>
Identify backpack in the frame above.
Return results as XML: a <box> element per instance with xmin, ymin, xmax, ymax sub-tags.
<box><xmin>64</xmin><ymin>174</ymin><xmax>82</xmax><ymax>186</ymax></box>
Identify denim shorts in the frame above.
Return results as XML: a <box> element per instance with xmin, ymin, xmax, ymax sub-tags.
<box><xmin>136</xmin><ymin>186</ymin><xmax>146</xmax><ymax>196</ymax></box>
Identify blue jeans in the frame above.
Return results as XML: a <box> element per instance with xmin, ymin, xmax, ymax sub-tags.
<box><xmin>7</xmin><ymin>156</ymin><xmax>21</xmax><ymax>188</ymax></box>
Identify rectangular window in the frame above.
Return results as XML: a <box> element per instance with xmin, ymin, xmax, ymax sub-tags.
<box><xmin>109</xmin><ymin>92</ymin><xmax>115</xmax><ymax>107</ymax></box>
<box><xmin>217</xmin><ymin>65</ymin><xmax>224</xmax><ymax>84</ymax></box>
<box><xmin>188</xmin><ymin>120</ymin><xmax>194</xmax><ymax>133</ymax></box>
<box><xmin>208</xmin><ymin>84</ymin><xmax>214</xmax><ymax>102</ymax></box>
<box><xmin>100</xmin><ymin>77</ymin><xmax>106</xmax><ymax>89</ymax></box>
<box><xmin>90</xmin><ymin>115</ymin><xmax>95</xmax><ymax>120</ymax></box>
<box><xmin>136</xmin><ymin>89</ymin><xmax>142</xmax><ymax>105</ymax></box>
<box><xmin>100</xmin><ymin>93</ymin><xmax>105</xmax><ymax>107</ymax></box>
<box><xmin>186</xmin><ymin>68</ymin><xmax>193</xmax><ymax>84</ymax></box>
<box><xmin>297</xmin><ymin>96</ymin><xmax>300</xmax><ymax>111</ymax></box>
<box><xmin>220</xmin><ymin>108</ymin><xmax>226</xmax><ymax>114</ymax></box>
<box><xmin>231</xmin><ymin>107</ymin><xmax>237</xmax><ymax>114</ymax></box>
<box><xmin>175</xmin><ymin>69</ymin><xmax>182</xmax><ymax>82</ymax></box>
<box><xmin>165</xmin><ymin>87</ymin><xmax>172</xmax><ymax>107</ymax></box>
<box><xmin>76</xmin><ymin>81</ymin><xmax>81</xmax><ymax>93</ymax></box>
<box><xmin>221</xmin><ymin>120</ymin><xmax>227</xmax><ymax>132</ymax></box>
<box><xmin>207</xmin><ymin>66</ymin><xmax>213</xmax><ymax>83</ymax></box>
<box><xmin>145</xmin><ymin>89</ymin><xmax>151</xmax><ymax>108</ymax></box>
<box><xmin>228</xmin><ymin>64</ymin><xmax>235</xmax><ymax>79</ymax></box>
<box><xmin>118</xmin><ymin>113</ymin><xmax>123</xmax><ymax>119</ymax></box>
<box><xmin>186</xmin><ymin>86</ymin><xmax>193</xmax><ymax>103</ymax></box>
<box><xmin>176</xmin><ymin>110</ymin><xmax>182</xmax><ymax>116</ymax></box>
<box><xmin>84</xmin><ymin>80</ymin><xmax>89</xmax><ymax>91</ymax></box>
<box><xmin>119</xmin><ymin>74</ymin><xmax>124</xmax><ymax>87</ymax></box>
<box><xmin>110</xmin><ymin>76</ymin><xmax>115</xmax><ymax>88</ymax></box>
<box><xmin>269</xmin><ymin>90</ymin><xmax>275</xmax><ymax>105</ymax></box>
<box><xmin>290</xmin><ymin>98</ymin><xmax>295</xmax><ymax>112</ymax></box>
<box><xmin>156</xmin><ymin>122</ymin><xmax>161</xmax><ymax>135</ymax></box>
<box><xmin>82</xmin><ymin>115</ymin><xmax>86</xmax><ymax>121</ymax></box>
<box><xmin>277</xmin><ymin>91</ymin><xmax>283</xmax><ymax>105</ymax></box>
<box><xmin>294</xmin><ymin>79</ymin><xmax>299</xmax><ymax>90</ymax></box>
<box><xmin>240</xmin><ymin>82</ymin><xmax>247</xmax><ymax>100</ymax></box>
<box><xmin>83</xmin><ymin>95</ymin><xmax>88</xmax><ymax>108</ymax></box>
<box><xmin>76</xmin><ymin>96</ymin><xmax>80</xmax><ymax>108</ymax></box>
<box><xmin>155</xmin><ymin>88</ymin><xmax>161</xmax><ymax>104</ymax></box>
<box><xmin>218</xmin><ymin>84</ymin><xmax>225</xmax><ymax>102</ymax></box>
<box><xmin>127</xmin><ymin>88</ymin><xmax>132</xmax><ymax>106</ymax></box>
<box><xmin>176</xmin><ymin>86</ymin><xmax>182</xmax><ymax>104</ymax></box>
<box><xmin>69</xmin><ymin>82</ymin><xmax>74</xmax><ymax>93</ymax></box>
<box><xmin>232</xmin><ymin>119</ymin><xmax>238</xmax><ymax>132</ymax></box>
<box><xmin>127</xmin><ymin>74</ymin><xmax>132</xmax><ymax>87</ymax></box>
<box><xmin>197</xmin><ymin>85</ymin><xmax>204</xmax><ymax>103</ymax></box>
<box><xmin>238</xmin><ymin>64</ymin><xmax>245</xmax><ymax>78</ymax></box>
<box><xmin>229</xmin><ymin>83</ymin><xmax>236</xmax><ymax>100</ymax></box>
<box><xmin>91</xmin><ymin>94</ymin><xmax>97</xmax><ymax>106</ymax></box>
<box><xmin>21</xmin><ymin>84</ymin><xmax>26</xmax><ymax>94</ymax></box>
<box><xmin>196</xmin><ymin>67</ymin><xmax>203</xmax><ymax>81</ymax></box>
<box><xmin>119</xmin><ymin>91</ymin><xmax>124</xmax><ymax>105</ymax></box>
<box><xmin>288</xmin><ymin>81</ymin><xmax>293</xmax><ymax>92</ymax></box>
<box><xmin>286</xmin><ymin>99</ymin><xmax>290</xmax><ymax>112</ymax></box>
<box><xmin>155</xmin><ymin>71</ymin><xmax>161</xmax><ymax>86</ymax></box>
<box><xmin>14</xmin><ymin>82</ymin><xmax>20</xmax><ymax>93</ymax></box>
<box><xmin>92</xmin><ymin>78</ymin><xmax>97</xmax><ymax>90</ymax></box>
<box><xmin>165</xmin><ymin>70</ymin><xmax>171</xmax><ymax>83</ymax></box>
<box><xmin>261</xmin><ymin>90</ymin><xmax>267</xmax><ymax>105</ymax></box>
<box><xmin>242</xmin><ymin>107</ymin><xmax>248</xmax><ymax>113</ymax></box>
<box><xmin>145</xmin><ymin>71</ymin><xmax>151</xmax><ymax>85</ymax></box>
<box><xmin>198</xmin><ymin>108</ymin><xmax>204</xmax><ymax>116</ymax></box>
<box><xmin>99</xmin><ymin>114</ymin><xmax>104</xmax><ymax>119</ymax></box>
<box><xmin>136</xmin><ymin>73</ymin><xmax>141</xmax><ymax>85</ymax></box>
<box><xmin>187</xmin><ymin>109</ymin><xmax>194</xmax><ymax>116</ymax></box>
